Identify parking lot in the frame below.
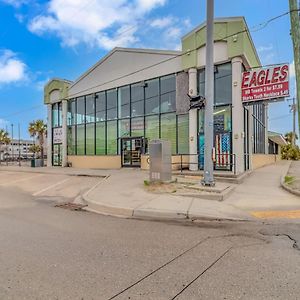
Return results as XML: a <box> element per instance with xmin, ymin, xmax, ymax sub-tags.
<box><xmin>0</xmin><ymin>169</ymin><xmax>102</xmax><ymax>204</ymax></box>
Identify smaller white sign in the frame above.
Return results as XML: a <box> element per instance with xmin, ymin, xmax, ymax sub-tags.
<box><xmin>53</xmin><ymin>127</ymin><xmax>63</xmax><ymax>144</ymax></box>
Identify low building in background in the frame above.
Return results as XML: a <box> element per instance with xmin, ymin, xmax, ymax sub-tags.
<box><xmin>268</xmin><ymin>131</ymin><xmax>288</xmax><ymax>155</ymax></box>
<box><xmin>43</xmin><ymin>17</ymin><xmax>287</xmax><ymax>174</ymax></box>
<box><xmin>0</xmin><ymin>139</ymin><xmax>35</xmax><ymax>160</ymax></box>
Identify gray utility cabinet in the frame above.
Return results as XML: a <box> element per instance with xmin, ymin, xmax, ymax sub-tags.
<box><xmin>149</xmin><ymin>140</ymin><xmax>172</xmax><ymax>182</ymax></box>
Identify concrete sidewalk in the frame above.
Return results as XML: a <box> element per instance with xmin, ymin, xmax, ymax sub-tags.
<box><xmin>2</xmin><ymin>161</ymin><xmax>299</xmax><ymax>221</ymax></box>
<box><xmin>83</xmin><ymin>161</ymin><xmax>300</xmax><ymax>221</ymax></box>
<box><xmin>82</xmin><ymin>168</ymin><xmax>251</xmax><ymax>221</ymax></box>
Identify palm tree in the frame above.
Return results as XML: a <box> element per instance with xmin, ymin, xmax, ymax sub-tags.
<box><xmin>0</xmin><ymin>129</ymin><xmax>11</xmax><ymax>161</ymax></box>
<box><xmin>284</xmin><ymin>132</ymin><xmax>298</xmax><ymax>144</ymax></box>
<box><xmin>28</xmin><ymin>120</ymin><xmax>47</xmax><ymax>159</ymax></box>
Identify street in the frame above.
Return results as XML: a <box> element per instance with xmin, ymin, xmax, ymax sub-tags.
<box><xmin>0</xmin><ymin>170</ymin><xmax>299</xmax><ymax>299</ymax></box>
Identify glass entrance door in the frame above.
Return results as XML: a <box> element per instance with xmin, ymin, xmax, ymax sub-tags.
<box><xmin>53</xmin><ymin>144</ymin><xmax>62</xmax><ymax>166</ymax></box>
<box><xmin>121</xmin><ymin>138</ymin><xmax>143</xmax><ymax>167</ymax></box>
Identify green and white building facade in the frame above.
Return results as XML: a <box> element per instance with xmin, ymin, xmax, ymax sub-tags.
<box><xmin>45</xmin><ymin>17</ymin><xmax>275</xmax><ymax>174</ymax></box>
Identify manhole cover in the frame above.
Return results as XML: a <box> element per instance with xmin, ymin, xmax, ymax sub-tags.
<box><xmin>55</xmin><ymin>203</ymin><xmax>87</xmax><ymax>211</ymax></box>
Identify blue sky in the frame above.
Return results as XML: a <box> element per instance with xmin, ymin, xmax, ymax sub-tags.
<box><xmin>0</xmin><ymin>0</ymin><xmax>297</xmax><ymax>139</ymax></box>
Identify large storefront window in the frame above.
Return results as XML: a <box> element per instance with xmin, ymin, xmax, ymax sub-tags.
<box><xmin>67</xmin><ymin>126</ymin><xmax>76</xmax><ymax>155</ymax></box>
<box><xmin>107</xmin><ymin>89</ymin><xmax>118</xmax><ymax>120</ymax></box>
<box><xmin>96</xmin><ymin>92</ymin><xmax>106</xmax><ymax>122</ymax></box>
<box><xmin>107</xmin><ymin>120</ymin><xmax>117</xmax><ymax>154</ymax></box>
<box><xmin>52</xmin><ymin>102</ymin><xmax>62</xmax><ymax>128</ymax></box>
<box><xmin>198</xmin><ymin>62</ymin><xmax>232</xmax><ymax>105</ymax></box>
<box><xmin>76</xmin><ymin>97</ymin><xmax>85</xmax><ymax>125</ymax></box>
<box><xmin>67</xmin><ymin>73</ymin><xmax>182</xmax><ymax>157</ymax></box>
<box><xmin>177</xmin><ymin>114</ymin><xmax>189</xmax><ymax>154</ymax></box>
<box><xmin>86</xmin><ymin>123</ymin><xmax>95</xmax><ymax>155</ymax></box>
<box><xmin>76</xmin><ymin>124</ymin><xmax>85</xmax><ymax>155</ymax></box>
<box><xmin>161</xmin><ymin>113</ymin><xmax>176</xmax><ymax>154</ymax></box>
<box><xmin>131</xmin><ymin>117</ymin><xmax>144</xmax><ymax>137</ymax></box>
<box><xmin>119</xmin><ymin>86</ymin><xmax>130</xmax><ymax>118</ymax></box>
<box><xmin>145</xmin><ymin>115</ymin><xmax>159</xmax><ymax>142</ymax></box>
<box><xmin>96</xmin><ymin>122</ymin><xmax>106</xmax><ymax>155</ymax></box>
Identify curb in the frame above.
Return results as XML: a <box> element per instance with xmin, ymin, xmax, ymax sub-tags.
<box><xmin>82</xmin><ymin>194</ymin><xmax>252</xmax><ymax>223</ymax></box>
<box><xmin>0</xmin><ymin>167</ymin><xmax>108</xmax><ymax>178</ymax></box>
<box><xmin>280</xmin><ymin>161</ymin><xmax>300</xmax><ymax>197</ymax></box>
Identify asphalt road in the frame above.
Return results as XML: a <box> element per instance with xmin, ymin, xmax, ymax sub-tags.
<box><xmin>0</xmin><ymin>172</ymin><xmax>299</xmax><ymax>299</ymax></box>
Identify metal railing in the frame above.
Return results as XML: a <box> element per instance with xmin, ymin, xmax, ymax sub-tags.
<box><xmin>172</xmin><ymin>153</ymin><xmax>237</xmax><ymax>175</ymax></box>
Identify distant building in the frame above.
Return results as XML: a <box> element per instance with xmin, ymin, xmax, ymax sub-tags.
<box><xmin>0</xmin><ymin>139</ymin><xmax>35</xmax><ymax>160</ymax></box>
<box><xmin>268</xmin><ymin>131</ymin><xmax>288</xmax><ymax>155</ymax></box>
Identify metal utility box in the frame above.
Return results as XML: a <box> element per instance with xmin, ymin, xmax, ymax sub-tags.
<box><xmin>149</xmin><ymin>140</ymin><xmax>172</xmax><ymax>182</ymax></box>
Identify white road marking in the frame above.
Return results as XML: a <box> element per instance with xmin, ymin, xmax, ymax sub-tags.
<box><xmin>32</xmin><ymin>177</ymin><xmax>72</xmax><ymax>196</ymax></box>
<box><xmin>0</xmin><ymin>174</ymin><xmax>44</xmax><ymax>186</ymax></box>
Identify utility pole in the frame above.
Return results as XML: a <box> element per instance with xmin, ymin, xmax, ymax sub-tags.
<box><xmin>202</xmin><ymin>0</ymin><xmax>215</xmax><ymax>186</ymax></box>
<box><xmin>18</xmin><ymin>123</ymin><xmax>21</xmax><ymax>167</ymax></box>
<box><xmin>11</xmin><ymin>123</ymin><xmax>14</xmax><ymax>160</ymax></box>
<box><xmin>289</xmin><ymin>98</ymin><xmax>297</xmax><ymax>145</ymax></box>
<box><xmin>289</xmin><ymin>0</ymin><xmax>300</xmax><ymax>138</ymax></box>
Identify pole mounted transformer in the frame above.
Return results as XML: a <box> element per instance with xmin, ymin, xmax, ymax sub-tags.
<box><xmin>202</xmin><ymin>0</ymin><xmax>215</xmax><ymax>186</ymax></box>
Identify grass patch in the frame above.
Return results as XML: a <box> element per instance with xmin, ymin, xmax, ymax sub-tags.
<box><xmin>284</xmin><ymin>175</ymin><xmax>295</xmax><ymax>185</ymax></box>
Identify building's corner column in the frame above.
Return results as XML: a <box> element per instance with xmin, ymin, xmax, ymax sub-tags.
<box><xmin>47</xmin><ymin>104</ymin><xmax>52</xmax><ymax>167</ymax></box>
<box><xmin>264</xmin><ymin>102</ymin><xmax>269</xmax><ymax>154</ymax></box>
<box><xmin>188</xmin><ymin>68</ymin><xmax>198</xmax><ymax>171</ymax></box>
<box><xmin>248</xmin><ymin>105</ymin><xmax>254</xmax><ymax>170</ymax></box>
<box><xmin>62</xmin><ymin>100</ymin><xmax>68</xmax><ymax>167</ymax></box>
<box><xmin>231</xmin><ymin>57</ymin><xmax>245</xmax><ymax>175</ymax></box>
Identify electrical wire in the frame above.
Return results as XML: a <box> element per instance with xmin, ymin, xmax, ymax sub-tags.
<box><xmin>67</xmin><ymin>9</ymin><xmax>300</xmax><ymax>99</ymax></box>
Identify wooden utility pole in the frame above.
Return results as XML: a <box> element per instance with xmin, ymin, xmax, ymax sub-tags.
<box><xmin>289</xmin><ymin>0</ymin><xmax>300</xmax><ymax>138</ymax></box>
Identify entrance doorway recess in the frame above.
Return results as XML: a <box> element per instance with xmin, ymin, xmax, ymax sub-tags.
<box><xmin>53</xmin><ymin>144</ymin><xmax>62</xmax><ymax>166</ymax></box>
<box><xmin>121</xmin><ymin>137</ymin><xmax>146</xmax><ymax>167</ymax></box>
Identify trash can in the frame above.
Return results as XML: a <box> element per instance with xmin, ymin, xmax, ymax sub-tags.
<box><xmin>31</xmin><ymin>159</ymin><xmax>35</xmax><ymax>168</ymax></box>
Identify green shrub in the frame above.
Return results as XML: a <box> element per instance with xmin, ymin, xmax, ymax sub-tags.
<box><xmin>281</xmin><ymin>144</ymin><xmax>300</xmax><ymax>160</ymax></box>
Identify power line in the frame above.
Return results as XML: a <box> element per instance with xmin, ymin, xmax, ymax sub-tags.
<box><xmin>68</xmin><ymin>9</ymin><xmax>299</xmax><ymax>98</ymax></box>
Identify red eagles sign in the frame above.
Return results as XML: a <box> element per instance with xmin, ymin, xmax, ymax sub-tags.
<box><xmin>241</xmin><ymin>64</ymin><xmax>289</xmax><ymax>103</ymax></box>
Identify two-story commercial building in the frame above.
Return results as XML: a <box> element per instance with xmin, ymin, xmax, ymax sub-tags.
<box><xmin>44</xmin><ymin>17</ymin><xmax>275</xmax><ymax>174</ymax></box>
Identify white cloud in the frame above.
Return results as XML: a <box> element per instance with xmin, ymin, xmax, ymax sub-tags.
<box><xmin>28</xmin><ymin>0</ymin><xmax>168</xmax><ymax>49</ymax></box>
<box><xmin>257</xmin><ymin>44</ymin><xmax>273</xmax><ymax>53</ymax></box>
<box><xmin>150</xmin><ymin>16</ymin><xmax>173</xmax><ymax>29</ymax></box>
<box><xmin>0</xmin><ymin>50</ymin><xmax>28</xmax><ymax>85</ymax></box>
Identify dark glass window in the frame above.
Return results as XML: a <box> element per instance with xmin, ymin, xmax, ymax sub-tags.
<box><xmin>52</xmin><ymin>103</ymin><xmax>59</xmax><ymax>128</ymax></box>
<box><xmin>145</xmin><ymin>115</ymin><xmax>159</xmax><ymax>142</ymax></box>
<box><xmin>160</xmin><ymin>91</ymin><xmax>176</xmax><ymax>113</ymax></box>
<box><xmin>86</xmin><ymin>123</ymin><xmax>95</xmax><ymax>155</ymax></box>
<box><xmin>131</xmin><ymin>117</ymin><xmax>144</xmax><ymax>137</ymax></box>
<box><xmin>177</xmin><ymin>114</ymin><xmax>189</xmax><ymax>154</ymax></box>
<box><xmin>67</xmin><ymin>126</ymin><xmax>76</xmax><ymax>155</ymax></box>
<box><xmin>160</xmin><ymin>113</ymin><xmax>177</xmax><ymax>154</ymax></box>
<box><xmin>76</xmin><ymin>97</ymin><xmax>85</xmax><ymax>124</ymax></box>
<box><xmin>119</xmin><ymin>86</ymin><xmax>130</xmax><ymax>118</ymax></box>
<box><xmin>107</xmin><ymin>89</ymin><xmax>118</xmax><ymax>120</ymax></box>
<box><xmin>145</xmin><ymin>79</ymin><xmax>159</xmax><ymax>115</ymax></box>
<box><xmin>96</xmin><ymin>122</ymin><xmax>106</xmax><ymax>155</ymax></box>
<box><xmin>118</xmin><ymin>119</ymin><xmax>130</xmax><ymax>138</ymax></box>
<box><xmin>68</xmin><ymin>100</ymin><xmax>76</xmax><ymax>126</ymax></box>
<box><xmin>107</xmin><ymin>120</ymin><xmax>117</xmax><ymax>154</ymax></box>
<box><xmin>198</xmin><ymin>62</ymin><xmax>232</xmax><ymax>105</ymax></box>
<box><xmin>96</xmin><ymin>92</ymin><xmax>106</xmax><ymax>122</ymax></box>
<box><xmin>86</xmin><ymin>95</ymin><xmax>95</xmax><ymax>123</ymax></box>
<box><xmin>131</xmin><ymin>83</ymin><xmax>144</xmax><ymax>117</ymax></box>
<box><xmin>160</xmin><ymin>74</ymin><xmax>176</xmax><ymax>94</ymax></box>
<box><xmin>76</xmin><ymin>124</ymin><xmax>85</xmax><ymax>155</ymax></box>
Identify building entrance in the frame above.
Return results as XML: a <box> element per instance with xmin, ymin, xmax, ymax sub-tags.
<box><xmin>121</xmin><ymin>137</ymin><xmax>145</xmax><ymax>167</ymax></box>
<box><xmin>53</xmin><ymin>144</ymin><xmax>62</xmax><ymax>166</ymax></box>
